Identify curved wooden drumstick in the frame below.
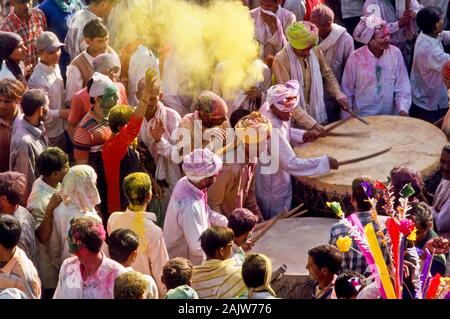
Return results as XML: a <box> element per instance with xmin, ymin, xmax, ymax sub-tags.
<box><xmin>337</xmin><ymin>147</ymin><xmax>392</xmax><ymax>166</ymax></box>
<box><xmin>342</xmin><ymin>108</ymin><xmax>370</xmax><ymax>125</ymax></box>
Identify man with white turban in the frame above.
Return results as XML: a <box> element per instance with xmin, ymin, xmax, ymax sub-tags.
<box><xmin>207</xmin><ymin>112</ymin><xmax>272</xmax><ymax>221</ymax></box>
<box><xmin>341</xmin><ymin>15</ymin><xmax>411</xmax><ymax>117</ymax></box>
<box><xmin>249</xmin><ymin>0</ymin><xmax>296</xmax><ymax>66</ymax></box>
<box><xmin>272</xmin><ymin>21</ymin><xmax>350</xmax><ymax>126</ymax></box>
<box><xmin>256</xmin><ymin>80</ymin><xmax>338</xmax><ymax>219</ymax></box>
<box><xmin>163</xmin><ymin>148</ymin><xmax>227</xmax><ymax>266</ymax></box>
<box><xmin>48</xmin><ymin>165</ymin><xmax>103</xmax><ymax>267</ymax></box>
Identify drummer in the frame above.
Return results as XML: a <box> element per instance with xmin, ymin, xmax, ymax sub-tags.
<box><xmin>256</xmin><ymin>80</ymin><xmax>339</xmax><ymax>219</ymax></box>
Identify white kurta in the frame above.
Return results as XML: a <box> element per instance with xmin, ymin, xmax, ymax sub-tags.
<box><xmin>256</xmin><ymin>107</ymin><xmax>330</xmax><ymax>219</ymax></box>
<box><xmin>163</xmin><ymin>177</ymin><xmax>227</xmax><ymax>266</ymax></box>
<box><xmin>28</xmin><ymin>62</ymin><xmax>65</xmax><ymax>139</ymax></box>
<box><xmin>65</xmin><ymin>50</ymin><xmax>94</xmax><ymax>103</ymax></box>
<box><xmin>341</xmin><ymin>45</ymin><xmax>411</xmax><ymax>116</ymax></box>
<box><xmin>53</xmin><ymin>254</ymin><xmax>125</xmax><ymax>299</ymax></box>
<box><xmin>283</xmin><ymin>0</ymin><xmax>306</xmax><ymax>21</ymax></box>
<box><xmin>411</xmin><ymin>31</ymin><xmax>450</xmax><ymax>111</ymax></box>
<box><xmin>139</xmin><ymin>101</ymin><xmax>183</xmax><ymax>211</ymax></box>
<box><xmin>212</xmin><ymin>60</ymin><xmax>272</xmax><ymax>116</ymax></box>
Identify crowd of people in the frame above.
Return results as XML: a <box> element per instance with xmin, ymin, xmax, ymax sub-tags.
<box><xmin>0</xmin><ymin>0</ymin><xmax>449</xmax><ymax>299</ymax></box>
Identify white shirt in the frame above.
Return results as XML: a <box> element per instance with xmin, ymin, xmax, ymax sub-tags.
<box><xmin>163</xmin><ymin>177</ymin><xmax>227</xmax><ymax>266</ymax></box>
<box><xmin>26</xmin><ymin>177</ymin><xmax>60</xmax><ymax>289</ymax></box>
<box><xmin>0</xmin><ymin>61</ymin><xmax>16</xmax><ymax>81</ymax></box>
<box><xmin>411</xmin><ymin>32</ymin><xmax>450</xmax><ymax>111</ymax></box>
<box><xmin>65</xmin><ymin>50</ymin><xmax>95</xmax><ymax>102</ymax></box>
<box><xmin>124</xmin><ymin>267</ymin><xmax>158</xmax><ymax>299</ymax></box>
<box><xmin>107</xmin><ymin>209</ymin><xmax>169</xmax><ymax>295</ymax></box>
<box><xmin>48</xmin><ymin>201</ymin><xmax>102</xmax><ymax>267</ymax></box>
<box><xmin>256</xmin><ymin>107</ymin><xmax>330</xmax><ymax>218</ymax></box>
<box><xmin>53</xmin><ymin>254</ymin><xmax>125</xmax><ymax>299</ymax></box>
<box><xmin>128</xmin><ymin>45</ymin><xmax>159</xmax><ymax>106</ymax></box>
<box><xmin>64</xmin><ymin>9</ymin><xmax>98</xmax><ymax>60</ymax></box>
<box><xmin>28</xmin><ymin>62</ymin><xmax>65</xmax><ymax>138</ymax></box>
<box><xmin>342</xmin><ymin>45</ymin><xmax>411</xmax><ymax>116</ymax></box>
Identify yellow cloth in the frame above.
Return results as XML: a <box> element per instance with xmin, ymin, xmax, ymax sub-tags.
<box><xmin>191</xmin><ymin>258</ymin><xmax>247</xmax><ymax>299</ymax></box>
<box><xmin>286</xmin><ymin>22</ymin><xmax>318</xmax><ymax>50</ymax></box>
<box><xmin>247</xmin><ymin>254</ymin><xmax>276</xmax><ymax>299</ymax></box>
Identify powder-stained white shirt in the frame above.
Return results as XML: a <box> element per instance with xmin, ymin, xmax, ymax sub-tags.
<box><xmin>53</xmin><ymin>254</ymin><xmax>125</xmax><ymax>299</ymax></box>
<box><xmin>163</xmin><ymin>177</ymin><xmax>227</xmax><ymax>266</ymax></box>
<box><xmin>411</xmin><ymin>32</ymin><xmax>450</xmax><ymax>111</ymax></box>
<box><xmin>28</xmin><ymin>62</ymin><xmax>65</xmax><ymax>138</ymax></box>
<box><xmin>342</xmin><ymin>45</ymin><xmax>411</xmax><ymax>116</ymax></box>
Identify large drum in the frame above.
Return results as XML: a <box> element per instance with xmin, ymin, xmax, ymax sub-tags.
<box><xmin>294</xmin><ymin>116</ymin><xmax>447</xmax><ymax>214</ymax></box>
<box><xmin>253</xmin><ymin>217</ymin><xmax>337</xmax><ymax>299</ymax></box>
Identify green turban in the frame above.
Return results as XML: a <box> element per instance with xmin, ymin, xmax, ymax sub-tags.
<box><xmin>286</xmin><ymin>22</ymin><xmax>318</xmax><ymax>50</ymax></box>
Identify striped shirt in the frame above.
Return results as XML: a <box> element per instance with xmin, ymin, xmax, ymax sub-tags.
<box><xmin>0</xmin><ymin>247</ymin><xmax>41</xmax><ymax>299</ymax></box>
<box><xmin>1</xmin><ymin>8</ymin><xmax>47</xmax><ymax>67</ymax></box>
<box><xmin>73</xmin><ymin>109</ymin><xmax>112</xmax><ymax>161</ymax></box>
<box><xmin>191</xmin><ymin>258</ymin><xmax>247</xmax><ymax>299</ymax></box>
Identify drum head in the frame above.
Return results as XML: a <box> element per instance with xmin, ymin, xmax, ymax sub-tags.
<box><xmin>294</xmin><ymin>116</ymin><xmax>447</xmax><ymax>196</ymax></box>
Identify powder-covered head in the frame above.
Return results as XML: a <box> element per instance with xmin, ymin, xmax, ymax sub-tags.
<box><xmin>68</xmin><ymin>216</ymin><xmax>106</xmax><ymax>254</ymax></box>
<box><xmin>108</xmin><ymin>104</ymin><xmax>134</xmax><ymax>133</ymax></box>
<box><xmin>61</xmin><ymin>165</ymin><xmax>100</xmax><ymax>212</ymax></box>
<box><xmin>0</xmin><ymin>171</ymin><xmax>26</xmax><ymax>206</ymax></box>
<box><xmin>286</xmin><ymin>22</ymin><xmax>318</xmax><ymax>50</ymax></box>
<box><xmin>228</xmin><ymin>208</ymin><xmax>258</xmax><ymax>237</ymax></box>
<box><xmin>235</xmin><ymin>111</ymin><xmax>272</xmax><ymax>144</ymax></box>
<box><xmin>182</xmin><ymin>148</ymin><xmax>223</xmax><ymax>182</ymax></box>
<box><xmin>123</xmin><ymin>172</ymin><xmax>152</xmax><ymax>206</ymax></box>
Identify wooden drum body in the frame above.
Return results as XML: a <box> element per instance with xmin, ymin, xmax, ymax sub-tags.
<box><xmin>294</xmin><ymin>116</ymin><xmax>447</xmax><ymax>214</ymax></box>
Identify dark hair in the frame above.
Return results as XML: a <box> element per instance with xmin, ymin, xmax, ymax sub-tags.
<box><xmin>68</xmin><ymin>216</ymin><xmax>105</xmax><ymax>253</ymax></box>
<box><xmin>308</xmin><ymin>244</ymin><xmax>343</xmax><ymax>274</ymax></box>
<box><xmin>230</xmin><ymin>109</ymin><xmax>251</xmax><ymax>128</ymax></box>
<box><xmin>36</xmin><ymin>147</ymin><xmax>68</xmax><ymax>177</ymax></box>
<box><xmin>390</xmin><ymin>166</ymin><xmax>424</xmax><ymax>201</ymax></box>
<box><xmin>443</xmin><ymin>144</ymin><xmax>450</xmax><ymax>154</ymax></box>
<box><xmin>408</xmin><ymin>201</ymin><xmax>432</xmax><ymax>230</ymax></box>
<box><xmin>241</xmin><ymin>253</ymin><xmax>267</xmax><ymax>288</ymax></box>
<box><xmin>114</xmin><ymin>271</ymin><xmax>148</xmax><ymax>299</ymax></box>
<box><xmin>87</xmin><ymin>78</ymin><xmax>96</xmax><ymax>105</ymax></box>
<box><xmin>83</xmin><ymin>18</ymin><xmax>108</xmax><ymax>40</ymax></box>
<box><xmin>0</xmin><ymin>172</ymin><xmax>25</xmax><ymax>205</ymax></box>
<box><xmin>416</xmin><ymin>6</ymin><xmax>442</xmax><ymax>34</ymax></box>
<box><xmin>228</xmin><ymin>208</ymin><xmax>257</xmax><ymax>237</ymax></box>
<box><xmin>200</xmin><ymin>226</ymin><xmax>234</xmax><ymax>258</ymax></box>
<box><xmin>108</xmin><ymin>105</ymin><xmax>133</xmax><ymax>133</ymax></box>
<box><xmin>162</xmin><ymin>257</ymin><xmax>193</xmax><ymax>290</ymax></box>
<box><xmin>334</xmin><ymin>272</ymin><xmax>365</xmax><ymax>299</ymax></box>
<box><xmin>0</xmin><ymin>214</ymin><xmax>21</xmax><ymax>249</ymax></box>
<box><xmin>123</xmin><ymin>172</ymin><xmax>152</xmax><ymax>206</ymax></box>
<box><xmin>0</xmin><ymin>79</ymin><xmax>26</xmax><ymax>100</ymax></box>
<box><xmin>20</xmin><ymin>89</ymin><xmax>47</xmax><ymax>117</ymax></box>
<box><xmin>351</xmin><ymin>176</ymin><xmax>375</xmax><ymax>211</ymax></box>
<box><xmin>108</xmin><ymin>228</ymin><xmax>139</xmax><ymax>264</ymax></box>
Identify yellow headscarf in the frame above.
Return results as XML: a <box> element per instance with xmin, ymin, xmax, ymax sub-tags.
<box><xmin>286</xmin><ymin>22</ymin><xmax>318</xmax><ymax>50</ymax></box>
<box><xmin>235</xmin><ymin>111</ymin><xmax>272</xmax><ymax>145</ymax></box>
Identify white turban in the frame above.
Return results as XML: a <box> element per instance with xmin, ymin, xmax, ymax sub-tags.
<box><xmin>266</xmin><ymin>80</ymin><xmax>300</xmax><ymax>112</ymax></box>
<box><xmin>89</xmin><ymin>72</ymin><xmax>115</xmax><ymax>97</ymax></box>
<box><xmin>182</xmin><ymin>148</ymin><xmax>223</xmax><ymax>182</ymax></box>
<box><xmin>61</xmin><ymin>165</ymin><xmax>101</xmax><ymax>212</ymax></box>
<box><xmin>353</xmin><ymin>15</ymin><xmax>386</xmax><ymax>44</ymax></box>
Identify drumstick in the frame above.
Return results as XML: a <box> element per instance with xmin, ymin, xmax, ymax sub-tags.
<box><xmin>337</xmin><ymin>147</ymin><xmax>392</xmax><ymax>166</ymax></box>
<box><xmin>251</xmin><ymin>210</ymin><xmax>288</xmax><ymax>244</ymax></box>
<box><xmin>287</xmin><ymin>209</ymin><xmax>308</xmax><ymax>219</ymax></box>
<box><xmin>322</xmin><ymin>131</ymin><xmax>371</xmax><ymax>138</ymax></box>
<box><xmin>319</xmin><ymin>116</ymin><xmax>354</xmax><ymax>137</ymax></box>
<box><xmin>252</xmin><ymin>204</ymin><xmax>303</xmax><ymax>232</ymax></box>
<box><xmin>342</xmin><ymin>109</ymin><xmax>370</xmax><ymax>125</ymax></box>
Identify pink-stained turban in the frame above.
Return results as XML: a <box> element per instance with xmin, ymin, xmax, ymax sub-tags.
<box><xmin>182</xmin><ymin>148</ymin><xmax>223</xmax><ymax>182</ymax></box>
<box><xmin>266</xmin><ymin>80</ymin><xmax>300</xmax><ymax>112</ymax></box>
<box><xmin>353</xmin><ymin>15</ymin><xmax>386</xmax><ymax>44</ymax></box>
